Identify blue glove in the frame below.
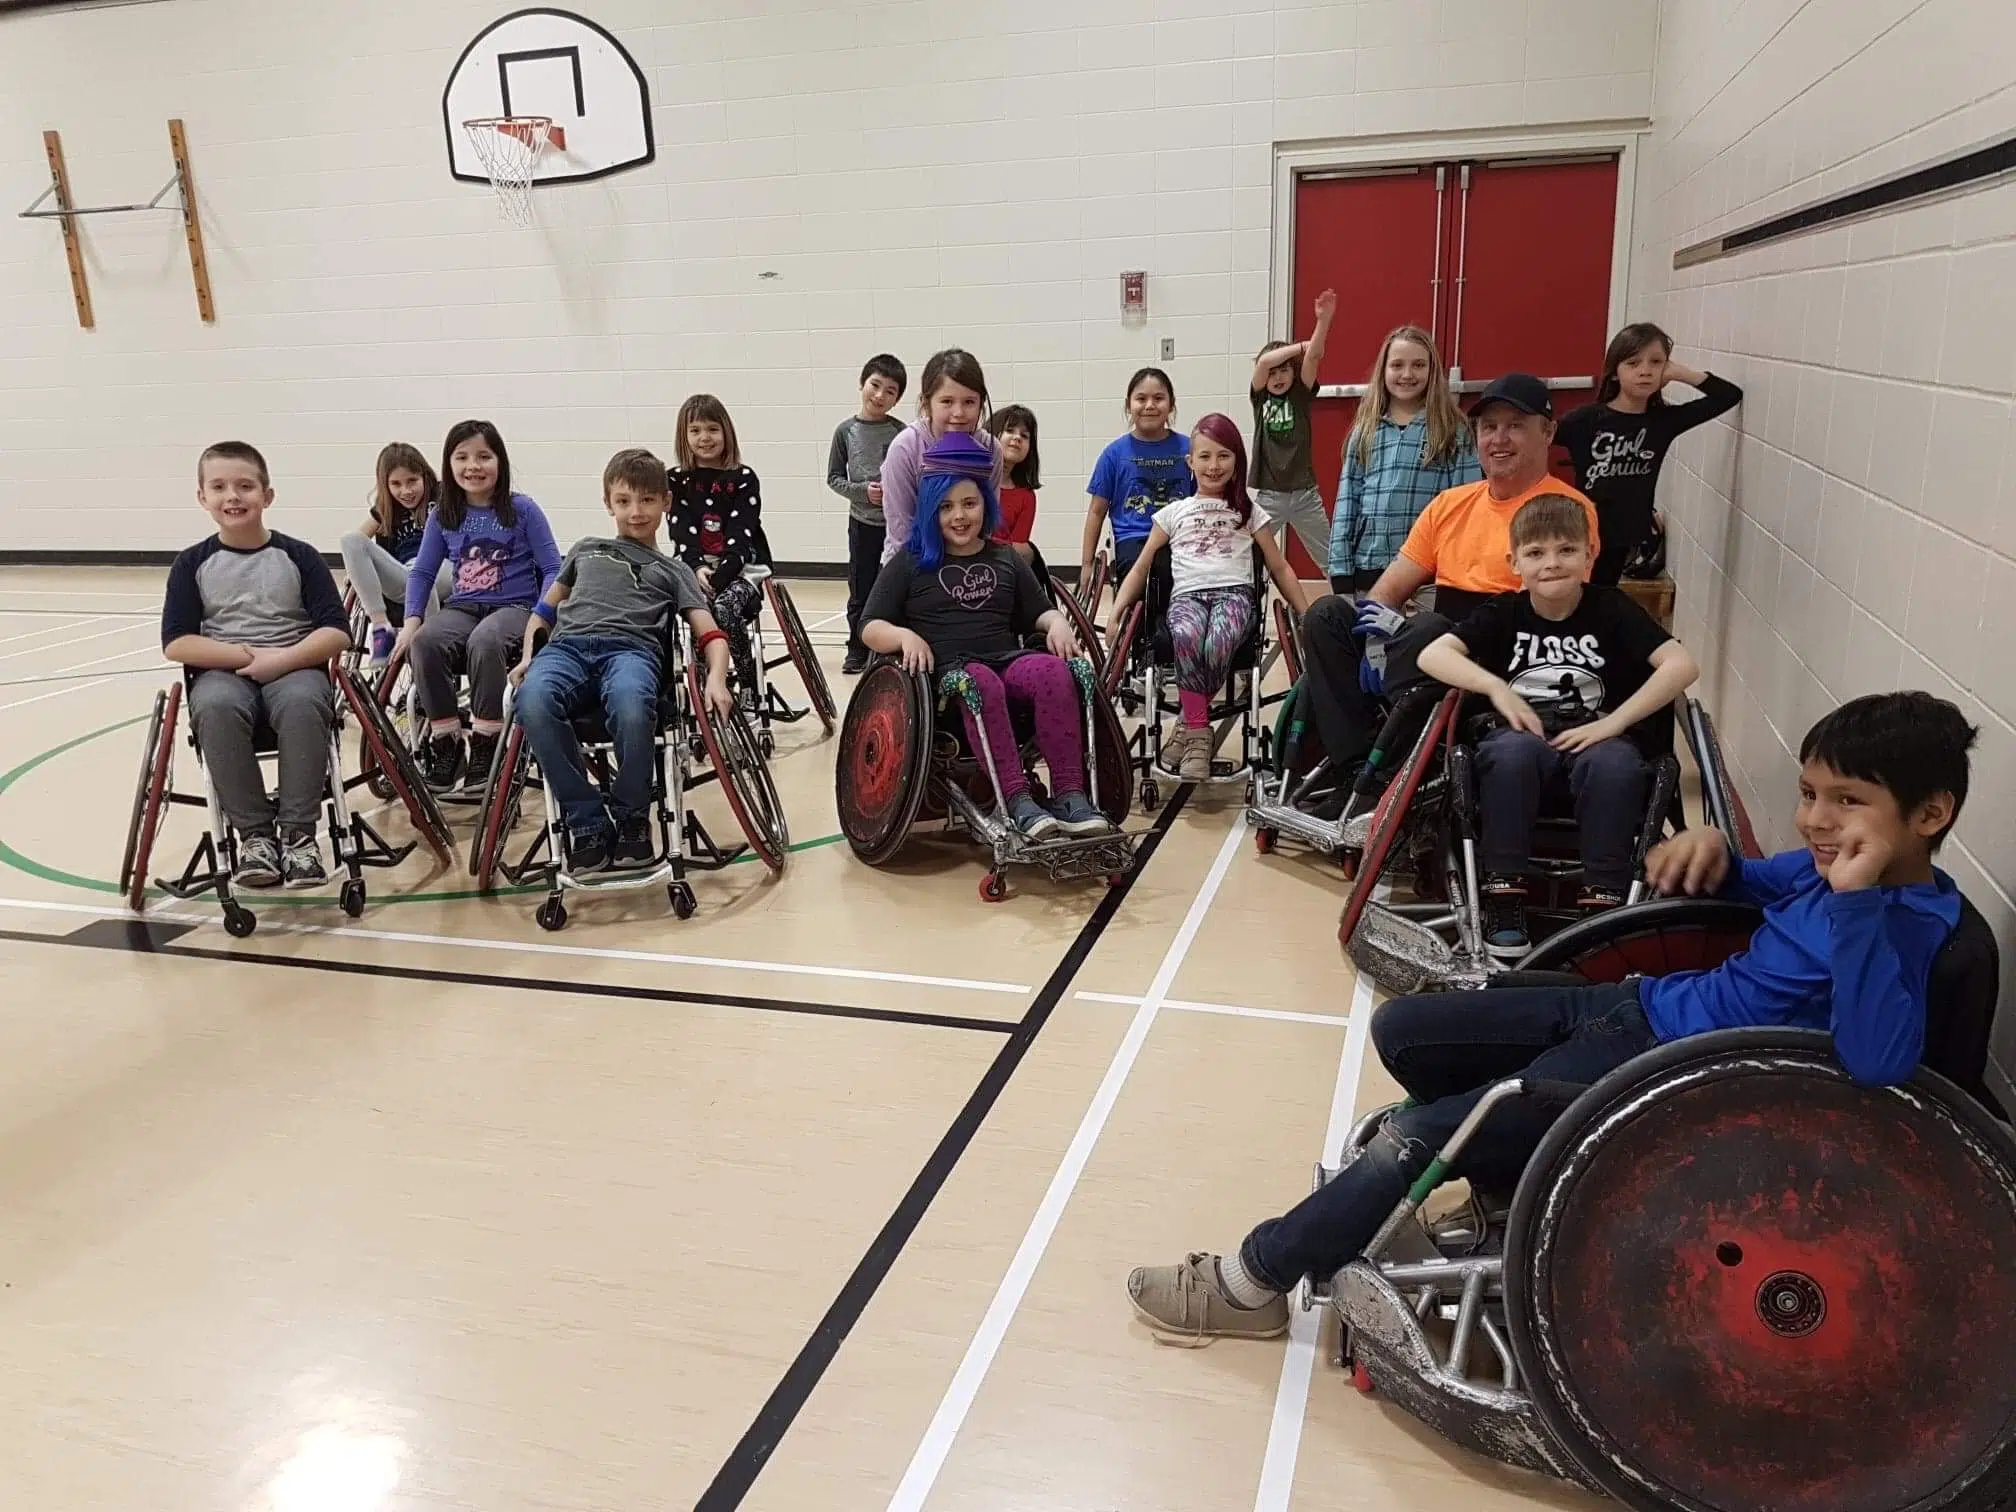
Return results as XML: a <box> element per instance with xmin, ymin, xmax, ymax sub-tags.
<box><xmin>1359</xmin><ymin>646</ymin><xmax>1387</xmax><ymax>697</ymax></box>
<box><xmin>1351</xmin><ymin>598</ymin><xmax>1406</xmax><ymax>641</ymax></box>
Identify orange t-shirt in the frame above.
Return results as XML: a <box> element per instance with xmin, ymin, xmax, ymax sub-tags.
<box><xmin>1397</xmin><ymin>476</ymin><xmax>1600</xmax><ymax>594</ymax></box>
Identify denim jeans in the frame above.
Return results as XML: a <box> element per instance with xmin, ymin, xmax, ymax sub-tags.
<box><xmin>1240</xmin><ymin>981</ymin><xmax>1657</xmax><ymax>1290</ymax></box>
<box><xmin>515</xmin><ymin>634</ymin><xmax>662</xmax><ymax>840</ymax></box>
<box><xmin>1475</xmin><ymin>728</ymin><xmax>1651</xmax><ymax>889</ymax></box>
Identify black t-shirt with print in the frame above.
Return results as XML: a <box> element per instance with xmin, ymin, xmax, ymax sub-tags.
<box><xmin>861</xmin><ymin>543</ymin><xmax>1051</xmax><ymax>669</ymax></box>
<box><xmin>1452</xmin><ymin>586</ymin><xmax>1675</xmax><ymax>757</ymax></box>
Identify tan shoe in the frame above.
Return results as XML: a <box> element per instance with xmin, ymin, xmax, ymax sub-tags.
<box><xmin>1178</xmin><ymin>727</ymin><xmax>1212</xmax><ymax>781</ymax></box>
<box><xmin>1156</xmin><ymin>722</ymin><xmax>1191</xmax><ymax>776</ymax></box>
<box><xmin>1127</xmin><ymin>1252</ymin><xmax>1289</xmax><ymax>1345</ymax></box>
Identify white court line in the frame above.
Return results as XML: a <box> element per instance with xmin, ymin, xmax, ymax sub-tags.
<box><xmin>806</xmin><ymin>611</ymin><xmax>847</xmax><ymax>631</ymax></box>
<box><xmin>1074</xmin><ymin>990</ymin><xmax>1353</xmax><ymax>1029</ymax></box>
<box><xmin>0</xmin><ymin>894</ymin><xmax>1030</xmax><ymax>997</ymax></box>
<box><xmin>1252</xmin><ymin>966</ymin><xmax>1377</xmax><ymax>1512</ymax></box>
<box><xmin>0</xmin><ymin>618</ymin><xmax>139</xmax><ymax>663</ymax></box>
<box><xmin>0</xmin><ymin>676</ymin><xmax>122</xmax><ymax>713</ymax></box>
<box><xmin>0</xmin><ymin>614</ymin><xmax>111</xmax><ymax>650</ymax></box>
<box><xmin>886</xmin><ymin>815</ymin><xmax>1249</xmax><ymax>1512</ymax></box>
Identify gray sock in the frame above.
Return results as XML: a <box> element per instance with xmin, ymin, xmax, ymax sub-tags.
<box><xmin>1216</xmin><ymin>1250</ymin><xmax>1280</xmax><ymax>1308</ymax></box>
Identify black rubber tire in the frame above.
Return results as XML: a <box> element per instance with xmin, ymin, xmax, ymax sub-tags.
<box><xmin>536</xmin><ymin>899</ymin><xmax>567</xmax><ymax>932</ymax></box>
<box><xmin>222</xmin><ymin>903</ymin><xmax>257</xmax><ymax>938</ymax></box>
<box><xmin>121</xmin><ymin>683</ymin><xmax>178</xmax><ymax>912</ymax></box>
<box><xmin>834</xmin><ymin>662</ymin><xmax>933</xmax><ymax>865</ymax></box>
<box><xmin>691</xmin><ymin>661</ymin><xmax>790</xmax><ymax>874</ymax></box>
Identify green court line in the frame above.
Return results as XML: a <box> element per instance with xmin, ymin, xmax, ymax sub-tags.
<box><xmin>0</xmin><ymin>710</ymin><xmax>841</xmax><ymax>906</ymax></box>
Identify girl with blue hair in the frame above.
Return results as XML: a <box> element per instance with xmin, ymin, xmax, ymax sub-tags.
<box><xmin>860</xmin><ymin>432</ymin><xmax>1112</xmax><ymax>840</ymax></box>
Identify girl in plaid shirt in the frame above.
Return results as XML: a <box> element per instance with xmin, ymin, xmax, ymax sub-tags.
<box><xmin>1327</xmin><ymin>325</ymin><xmax>1479</xmax><ymax>595</ymax></box>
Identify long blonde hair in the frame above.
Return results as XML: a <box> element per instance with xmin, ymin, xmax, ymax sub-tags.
<box><xmin>1345</xmin><ymin>325</ymin><xmax>1467</xmax><ymax>470</ymax></box>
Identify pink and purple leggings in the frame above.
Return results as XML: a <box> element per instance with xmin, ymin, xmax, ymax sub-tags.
<box><xmin>945</xmin><ymin>655</ymin><xmax>1087</xmax><ymax>800</ymax></box>
<box><xmin>1166</xmin><ymin>585</ymin><xmax>1256</xmax><ymax>729</ymax></box>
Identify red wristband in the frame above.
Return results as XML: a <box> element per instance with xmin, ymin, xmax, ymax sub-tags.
<box><xmin>695</xmin><ymin>629</ymin><xmax>729</xmax><ymax>654</ymax></box>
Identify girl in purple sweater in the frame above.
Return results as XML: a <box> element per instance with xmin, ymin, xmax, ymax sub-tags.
<box><xmin>395</xmin><ymin>419</ymin><xmax>561</xmax><ymax>791</ymax></box>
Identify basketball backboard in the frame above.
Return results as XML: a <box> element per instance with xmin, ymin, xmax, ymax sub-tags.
<box><xmin>442</xmin><ymin>8</ymin><xmax>654</xmax><ymax>185</ymax></box>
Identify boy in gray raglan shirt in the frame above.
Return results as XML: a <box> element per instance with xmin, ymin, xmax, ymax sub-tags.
<box><xmin>829</xmin><ymin>354</ymin><xmax>908</xmax><ymax>674</ymax></box>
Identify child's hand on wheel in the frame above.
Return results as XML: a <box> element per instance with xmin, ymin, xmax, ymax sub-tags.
<box><xmin>705</xmin><ymin>672</ymin><xmax>735</xmax><ymax>720</ymax></box>
<box><xmin>1645</xmin><ymin>828</ymin><xmax>1730</xmax><ymax>897</ymax></box>
<box><xmin>895</xmin><ymin>630</ymin><xmax>934</xmax><ymax>674</ymax></box>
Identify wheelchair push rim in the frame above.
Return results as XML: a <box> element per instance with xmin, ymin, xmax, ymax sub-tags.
<box><xmin>1337</xmin><ymin>689</ymin><xmax>1460</xmax><ymax>949</ymax></box>
<box><xmin>1101</xmin><ymin>601</ymin><xmax>1143</xmax><ymax>701</ymax></box>
<box><xmin>1505</xmin><ymin>1029</ymin><xmax>2016</xmax><ymax>1512</ymax></box>
<box><xmin>1516</xmin><ymin>897</ymin><xmax>1765</xmax><ymax>981</ymax></box>
<box><xmin>1049</xmin><ymin>576</ymin><xmax>1106</xmax><ymax>683</ymax></box>
<box><xmin>470</xmin><ymin>715</ymin><xmax>530</xmax><ymax>891</ymax></box>
<box><xmin>835</xmin><ymin>662</ymin><xmax>932</xmax><ymax>865</ymax></box>
<box><xmin>121</xmin><ymin>681</ymin><xmax>181</xmax><ymax>913</ymax></box>
<box><xmin>689</xmin><ymin>659</ymin><xmax>790</xmax><ymax>874</ymax></box>
<box><xmin>336</xmin><ymin>665</ymin><xmax>455</xmax><ymax>866</ymax></box>
<box><xmin>762</xmin><ymin>577</ymin><xmax>835</xmax><ymax>733</ymax></box>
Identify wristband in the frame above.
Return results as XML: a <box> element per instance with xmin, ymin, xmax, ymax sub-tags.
<box><xmin>695</xmin><ymin>629</ymin><xmax>729</xmax><ymax>654</ymax></box>
<box><xmin>532</xmin><ymin>601</ymin><xmax>557</xmax><ymax>626</ymax></box>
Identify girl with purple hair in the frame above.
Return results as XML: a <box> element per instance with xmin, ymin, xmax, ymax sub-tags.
<box><xmin>860</xmin><ymin>431</ymin><xmax>1113</xmax><ymax>840</ymax></box>
<box><xmin>1110</xmin><ymin>414</ymin><xmax>1309</xmax><ymax>781</ymax></box>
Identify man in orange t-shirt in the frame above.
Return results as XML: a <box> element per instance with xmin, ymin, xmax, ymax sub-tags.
<box><xmin>1292</xmin><ymin>374</ymin><xmax>1598</xmax><ymax>816</ymax></box>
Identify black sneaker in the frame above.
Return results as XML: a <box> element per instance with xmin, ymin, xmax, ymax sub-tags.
<box><xmin>841</xmin><ymin>647</ymin><xmax>869</xmax><ymax>676</ymax></box>
<box><xmin>463</xmin><ymin>732</ymin><xmax>499</xmax><ymax>791</ymax></box>
<box><xmin>234</xmin><ymin>830</ymin><xmax>283</xmax><ymax>889</ymax></box>
<box><xmin>279</xmin><ymin>828</ymin><xmax>327</xmax><ymax>890</ymax></box>
<box><xmin>421</xmin><ymin>733</ymin><xmax>466</xmax><ymax>793</ymax></box>
<box><xmin>1481</xmin><ymin>874</ymin><xmax>1530</xmax><ymax>961</ymax></box>
<box><xmin>1047</xmin><ymin>790</ymin><xmax>1112</xmax><ymax>836</ymax></box>
<box><xmin>1579</xmin><ymin>884</ymin><xmax>1626</xmax><ymax>913</ymax></box>
<box><xmin>609</xmin><ymin>816</ymin><xmax>656</xmax><ymax>870</ymax></box>
<box><xmin>567</xmin><ymin>827</ymin><xmax>613</xmax><ymax>874</ymax></box>
<box><xmin>1007</xmin><ymin>791</ymin><xmax>1061</xmax><ymax>840</ymax></box>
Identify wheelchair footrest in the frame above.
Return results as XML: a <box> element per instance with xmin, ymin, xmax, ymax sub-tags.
<box><xmin>1014</xmin><ymin>830</ymin><xmax>1141</xmax><ymax>884</ymax></box>
<box><xmin>1349</xmin><ymin>902</ymin><xmax>1481</xmax><ymax>995</ymax></box>
<box><xmin>1246</xmin><ymin>803</ymin><xmax>1348</xmax><ymax>854</ymax></box>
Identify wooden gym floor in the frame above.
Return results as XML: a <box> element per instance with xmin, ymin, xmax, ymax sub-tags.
<box><xmin>0</xmin><ymin>566</ymin><xmax>1593</xmax><ymax>1512</ymax></box>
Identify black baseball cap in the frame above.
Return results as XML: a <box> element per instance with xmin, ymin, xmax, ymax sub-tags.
<box><xmin>1469</xmin><ymin>373</ymin><xmax>1553</xmax><ymax>418</ymax></box>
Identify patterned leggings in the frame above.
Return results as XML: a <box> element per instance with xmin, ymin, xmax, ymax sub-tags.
<box><xmin>711</xmin><ymin>575</ymin><xmax>764</xmax><ymax>689</ymax></box>
<box><xmin>1166</xmin><ymin>585</ymin><xmax>1256</xmax><ymax>725</ymax></box>
<box><xmin>940</xmin><ymin>655</ymin><xmax>1088</xmax><ymax>802</ymax></box>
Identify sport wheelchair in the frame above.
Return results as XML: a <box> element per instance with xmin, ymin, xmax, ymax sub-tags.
<box><xmin>467</xmin><ymin>624</ymin><xmax>788</xmax><ymax>931</ymax></box>
<box><xmin>1335</xmin><ymin>691</ymin><xmax>1738</xmax><ymax>994</ymax></box>
<box><xmin>835</xmin><ymin>655</ymin><xmax>1139</xmax><ymax>902</ymax></box>
<box><xmin>1305</xmin><ymin>894</ymin><xmax>2014</xmax><ymax>1512</ymax></box>
<box><xmin>120</xmin><ymin>664</ymin><xmax>455</xmax><ymax>937</ymax></box>
<box><xmin>739</xmin><ymin>567</ymin><xmax>837</xmax><ymax>748</ymax></box>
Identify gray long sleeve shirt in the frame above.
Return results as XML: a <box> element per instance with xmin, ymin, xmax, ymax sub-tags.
<box><xmin>826</xmin><ymin>414</ymin><xmax>906</xmax><ymax>527</ymax></box>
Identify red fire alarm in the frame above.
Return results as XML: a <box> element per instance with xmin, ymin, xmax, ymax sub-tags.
<box><xmin>1121</xmin><ymin>270</ymin><xmax>1146</xmax><ymax>324</ymax></box>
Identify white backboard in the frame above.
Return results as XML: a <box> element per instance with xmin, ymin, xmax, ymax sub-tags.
<box><xmin>442</xmin><ymin>8</ymin><xmax>653</xmax><ymax>185</ymax></box>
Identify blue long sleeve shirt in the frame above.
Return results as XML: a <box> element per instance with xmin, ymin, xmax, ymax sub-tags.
<box><xmin>404</xmin><ymin>494</ymin><xmax>561</xmax><ymax>618</ymax></box>
<box><xmin>1638</xmin><ymin>849</ymin><xmax>1960</xmax><ymax>1086</ymax></box>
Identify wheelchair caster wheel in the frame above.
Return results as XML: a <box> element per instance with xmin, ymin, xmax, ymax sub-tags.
<box><xmin>1255</xmin><ymin>827</ymin><xmax>1276</xmax><ymax>854</ymax></box>
<box><xmin>222</xmin><ymin>904</ymin><xmax>256</xmax><ymax>939</ymax></box>
<box><xmin>1351</xmin><ymin>1362</ymin><xmax>1375</xmax><ymax>1395</ymax></box>
<box><xmin>757</xmin><ymin>730</ymin><xmax>776</xmax><ymax>759</ymax></box>
<box><xmin>536</xmin><ymin>899</ymin><xmax>567</xmax><ymax>932</ymax></box>
<box><xmin>668</xmin><ymin>882</ymin><xmax>697</xmax><ymax>919</ymax></box>
<box><xmin>1139</xmin><ymin>779</ymin><xmax>1160</xmax><ymax>811</ymax></box>
<box><xmin>340</xmin><ymin>879</ymin><xmax>366</xmax><ymax>918</ymax></box>
<box><xmin>978</xmin><ymin>872</ymin><xmax>1007</xmax><ymax>903</ymax></box>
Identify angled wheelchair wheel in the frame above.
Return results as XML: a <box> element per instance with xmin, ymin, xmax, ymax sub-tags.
<box><xmin>1077</xmin><ymin>551</ymin><xmax>1109</xmax><ymax>616</ymax></box>
<box><xmin>691</xmin><ymin>661</ymin><xmax>790</xmax><ymax>873</ymax></box>
<box><xmin>1050</xmin><ymin>577</ymin><xmax>1106</xmax><ymax>683</ymax></box>
<box><xmin>120</xmin><ymin>682</ymin><xmax>180</xmax><ymax>913</ymax></box>
<box><xmin>1516</xmin><ymin>897</ymin><xmax>1765</xmax><ymax>981</ymax></box>
<box><xmin>1337</xmin><ymin>690</ymin><xmax>1459</xmax><ymax>948</ymax></box>
<box><xmin>762</xmin><ymin>577</ymin><xmax>835</xmax><ymax>734</ymax></box>
<box><xmin>470</xmin><ymin>717</ymin><xmax>529</xmax><ymax>891</ymax></box>
<box><xmin>1271</xmin><ymin>597</ymin><xmax>1305</xmax><ymax>684</ymax></box>
<box><xmin>1686</xmin><ymin>698</ymin><xmax>1754</xmax><ymax>857</ymax></box>
<box><xmin>1101</xmin><ymin>602</ymin><xmax>1143</xmax><ymax>701</ymax></box>
<box><xmin>835</xmin><ymin>662</ymin><xmax>933</xmax><ymax>865</ymax></box>
<box><xmin>1506</xmin><ymin>1028</ymin><xmax>2016</xmax><ymax>1512</ymax></box>
<box><xmin>1087</xmin><ymin>682</ymin><xmax>1133</xmax><ymax>825</ymax></box>
<box><xmin>337</xmin><ymin>666</ymin><xmax>453</xmax><ymax>865</ymax></box>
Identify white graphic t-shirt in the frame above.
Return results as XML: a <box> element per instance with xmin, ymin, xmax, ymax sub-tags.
<box><xmin>1158</xmin><ymin>493</ymin><xmax>1258</xmax><ymax>596</ymax></box>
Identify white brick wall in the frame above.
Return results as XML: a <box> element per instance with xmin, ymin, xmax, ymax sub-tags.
<box><xmin>0</xmin><ymin>0</ymin><xmax>1652</xmax><ymax>559</ymax></box>
<box><xmin>1629</xmin><ymin>0</ymin><xmax>2016</xmax><ymax>1084</ymax></box>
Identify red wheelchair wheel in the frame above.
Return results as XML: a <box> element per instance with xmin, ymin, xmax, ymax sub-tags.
<box><xmin>1101</xmin><ymin>602</ymin><xmax>1143</xmax><ymax>701</ymax></box>
<box><xmin>470</xmin><ymin>718</ymin><xmax>529</xmax><ymax>891</ymax></box>
<box><xmin>120</xmin><ymin>682</ymin><xmax>180</xmax><ymax>913</ymax></box>
<box><xmin>835</xmin><ymin>662</ymin><xmax>932</xmax><ymax>865</ymax></box>
<box><xmin>762</xmin><ymin>578</ymin><xmax>835</xmax><ymax>734</ymax></box>
<box><xmin>1049</xmin><ymin>577</ymin><xmax>1106</xmax><ymax>682</ymax></box>
<box><xmin>1507</xmin><ymin>1030</ymin><xmax>2016</xmax><ymax>1512</ymax></box>
<box><xmin>1087</xmin><ymin>682</ymin><xmax>1133</xmax><ymax>827</ymax></box>
<box><xmin>690</xmin><ymin>661</ymin><xmax>790</xmax><ymax>873</ymax></box>
<box><xmin>337</xmin><ymin>666</ymin><xmax>454</xmax><ymax>865</ymax></box>
<box><xmin>1272</xmin><ymin>597</ymin><xmax>1305</xmax><ymax>684</ymax></box>
<box><xmin>1517</xmin><ymin>897</ymin><xmax>1764</xmax><ymax>981</ymax></box>
<box><xmin>1336</xmin><ymin>690</ymin><xmax>1459</xmax><ymax>949</ymax></box>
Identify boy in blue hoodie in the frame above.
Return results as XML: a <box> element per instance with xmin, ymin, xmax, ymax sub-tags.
<box><xmin>1127</xmin><ymin>690</ymin><xmax>1976</xmax><ymax>1341</ymax></box>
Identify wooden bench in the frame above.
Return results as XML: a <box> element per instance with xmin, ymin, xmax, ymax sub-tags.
<box><xmin>1620</xmin><ymin>574</ymin><xmax>1675</xmax><ymax>631</ymax></box>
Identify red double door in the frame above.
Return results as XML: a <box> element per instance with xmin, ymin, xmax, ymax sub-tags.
<box><xmin>1280</xmin><ymin>155</ymin><xmax>1621</xmax><ymax>575</ymax></box>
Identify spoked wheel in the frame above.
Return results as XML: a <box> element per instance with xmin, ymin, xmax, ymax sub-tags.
<box><xmin>1101</xmin><ymin>602</ymin><xmax>1143</xmax><ymax>701</ymax></box>
<box><xmin>360</xmin><ymin>651</ymin><xmax>415</xmax><ymax>800</ymax></box>
<box><xmin>470</xmin><ymin>718</ymin><xmax>529</xmax><ymax>891</ymax></box>
<box><xmin>1087</xmin><ymin>682</ymin><xmax>1134</xmax><ymax>827</ymax></box>
<box><xmin>337</xmin><ymin>666</ymin><xmax>453</xmax><ymax>864</ymax></box>
<box><xmin>1517</xmin><ymin>898</ymin><xmax>1765</xmax><ymax>980</ymax></box>
<box><xmin>1506</xmin><ymin>1029</ymin><xmax>2016</xmax><ymax>1512</ymax></box>
<box><xmin>762</xmin><ymin>577</ymin><xmax>836</xmax><ymax>734</ymax></box>
<box><xmin>1050</xmin><ymin>577</ymin><xmax>1106</xmax><ymax>683</ymax></box>
<box><xmin>835</xmin><ymin>662</ymin><xmax>933</xmax><ymax>865</ymax></box>
<box><xmin>1336</xmin><ymin>690</ymin><xmax>1459</xmax><ymax>947</ymax></box>
<box><xmin>690</xmin><ymin>662</ymin><xmax>790</xmax><ymax>873</ymax></box>
<box><xmin>120</xmin><ymin>682</ymin><xmax>180</xmax><ymax>913</ymax></box>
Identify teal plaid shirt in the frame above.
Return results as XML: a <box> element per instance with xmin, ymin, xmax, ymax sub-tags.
<box><xmin>1328</xmin><ymin>414</ymin><xmax>1482</xmax><ymax>578</ymax></box>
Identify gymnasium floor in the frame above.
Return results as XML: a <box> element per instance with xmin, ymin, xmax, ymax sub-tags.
<box><xmin>0</xmin><ymin>566</ymin><xmax>1593</xmax><ymax>1512</ymax></box>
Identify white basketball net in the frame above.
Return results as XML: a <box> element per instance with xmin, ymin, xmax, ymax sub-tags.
<box><xmin>463</xmin><ymin>117</ymin><xmax>553</xmax><ymax>227</ymax></box>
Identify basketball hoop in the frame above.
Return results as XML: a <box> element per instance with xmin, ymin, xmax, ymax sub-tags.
<box><xmin>461</xmin><ymin>116</ymin><xmax>566</xmax><ymax>227</ymax></box>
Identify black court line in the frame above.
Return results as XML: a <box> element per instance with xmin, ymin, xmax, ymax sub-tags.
<box><xmin>694</xmin><ymin>784</ymin><xmax>1195</xmax><ymax>1512</ymax></box>
<box><xmin>12</xmin><ymin>919</ymin><xmax>1018</xmax><ymax>1037</ymax></box>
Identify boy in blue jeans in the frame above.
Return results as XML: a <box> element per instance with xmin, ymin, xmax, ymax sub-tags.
<box><xmin>511</xmin><ymin>449</ymin><xmax>734</xmax><ymax>873</ymax></box>
<box><xmin>1128</xmin><ymin>689</ymin><xmax>1975</xmax><ymax>1342</ymax></box>
<box><xmin>162</xmin><ymin>441</ymin><xmax>352</xmax><ymax>890</ymax></box>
